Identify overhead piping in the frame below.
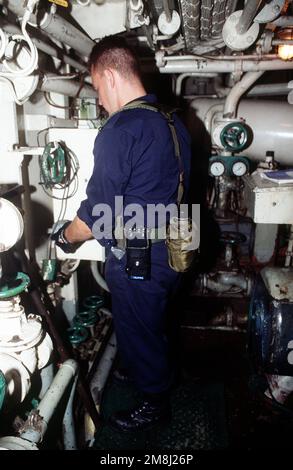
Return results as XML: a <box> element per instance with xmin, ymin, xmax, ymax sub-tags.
<box><xmin>223</xmin><ymin>71</ymin><xmax>264</xmax><ymax>118</ymax></box>
<box><xmin>236</xmin><ymin>0</ymin><xmax>264</xmax><ymax>35</ymax></box>
<box><xmin>157</xmin><ymin>54</ymin><xmax>293</xmax><ymax>73</ymax></box>
<box><xmin>163</xmin><ymin>0</ymin><xmax>172</xmax><ymax>23</ymax></box>
<box><xmin>0</xmin><ymin>21</ymin><xmax>87</xmax><ymax>72</ymax></box>
<box><xmin>2</xmin><ymin>0</ymin><xmax>94</xmax><ymax>57</ymax></box>
<box><xmin>39</xmin><ymin>74</ymin><xmax>96</xmax><ymax>98</ymax></box>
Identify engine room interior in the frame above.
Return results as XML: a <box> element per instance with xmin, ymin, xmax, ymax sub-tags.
<box><xmin>1</xmin><ymin>0</ymin><xmax>293</xmax><ymax>454</ymax></box>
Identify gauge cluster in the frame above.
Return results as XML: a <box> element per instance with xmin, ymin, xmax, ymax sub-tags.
<box><xmin>209</xmin><ymin>156</ymin><xmax>250</xmax><ymax>178</ymax></box>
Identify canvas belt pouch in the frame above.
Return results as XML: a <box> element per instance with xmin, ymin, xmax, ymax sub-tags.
<box><xmin>166</xmin><ymin>216</ymin><xmax>198</xmax><ymax>273</ymax></box>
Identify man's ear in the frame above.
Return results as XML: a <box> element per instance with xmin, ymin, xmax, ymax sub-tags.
<box><xmin>104</xmin><ymin>68</ymin><xmax>115</xmax><ymax>88</ymax></box>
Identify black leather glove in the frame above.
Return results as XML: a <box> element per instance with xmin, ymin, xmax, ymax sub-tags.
<box><xmin>51</xmin><ymin>221</ymin><xmax>79</xmax><ymax>254</ymax></box>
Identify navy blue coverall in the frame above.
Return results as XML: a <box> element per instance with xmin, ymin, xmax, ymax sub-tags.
<box><xmin>78</xmin><ymin>94</ymin><xmax>191</xmax><ymax>394</ymax></box>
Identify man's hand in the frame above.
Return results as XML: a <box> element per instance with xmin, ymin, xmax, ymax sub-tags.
<box><xmin>51</xmin><ymin>221</ymin><xmax>79</xmax><ymax>254</ymax></box>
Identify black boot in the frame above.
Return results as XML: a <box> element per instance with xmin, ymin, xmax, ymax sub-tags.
<box><xmin>109</xmin><ymin>393</ymin><xmax>171</xmax><ymax>432</ymax></box>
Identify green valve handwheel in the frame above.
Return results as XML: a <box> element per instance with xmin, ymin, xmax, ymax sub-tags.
<box><xmin>0</xmin><ymin>272</ymin><xmax>30</xmax><ymax>299</ymax></box>
<box><xmin>82</xmin><ymin>295</ymin><xmax>104</xmax><ymax>311</ymax></box>
<box><xmin>73</xmin><ymin>310</ymin><xmax>99</xmax><ymax>328</ymax></box>
<box><xmin>220</xmin><ymin>122</ymin><xmax>249</xmax><ymax>152</ymax></box>
<box><xmin>67</xmin><ymin>326</ymin><xmax>89</xmax><ymax>345</ymax></box>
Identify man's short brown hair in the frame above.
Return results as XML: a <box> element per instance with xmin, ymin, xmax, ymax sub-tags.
<box><xmin>88</xmin><ymin>35</ymin><xmax>141</xmax><ymax>80</ymax></box>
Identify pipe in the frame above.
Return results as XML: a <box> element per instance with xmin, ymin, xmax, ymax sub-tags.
<box><xmin>236</xmin><ymin>1</ymin><xmax>263</xmax><ymax>35</ymax></box>
<box><xmin>0</xmin><ymin>21</ymin><xmax>87</xmax><ymax>72</ymax></box>
<box><xmin>273</xmin><ymin>16</ymin><xmax>293</xmax><ymax>28</ymax></box>
<box><xmin>20</xmin><ymin>359</ymin><xmax>78</xmax><ymax>443</ymax></box>
<box><xmin>62</xmin><ymin>374</ymin><xmax>78</xmax><ymax>450</ymax></box>
<box><xmin>39</xmin><ymin>75</ymin><xmax>96</xmax><ymax>98</ymax></box>
<box><xmin>85</xmin><ymin>332</ymin><xmax>117</xmax><ymax>446</ymax></box>
<box><xmin>38</xmin><ymin>363</ymin><xmax>54</xmax><ymax>400</ymax></box>
<box><xmin>165</xmin><ymin>53</ymin><xmax>279</xmax><ymax>61</ymax></box>
<box><xmin>205</xmin><ymin>273</ymin><xmax>249</xmax><ymax>293</ymax></box>
<box><xmin>90</xmin><ymin>261</ymin><xmax>110</xmax><ymax>293</ymax></box>
<box><xmin>157</xmin><ymin>56</ymin><xmax>293</xmax><ymax>73</ymax></box>
<box><xmin>204</xmin><ymin>102</ymin><xmax>224</xmax><ymax>133</ymax></box>
<box><xmin>223</xmin><ymin>71</ymin><xmax>264</xmax><ymax>118</ymax></box>
<box><xmin>191</xmin><ymin>98</ymin><xmax>293</xmax><ymax>165</ymax></box>
<box><xmin>273</xmin><ymin>40</ymin><xmax>293</xmax><ymax>45</ymax></box>
<box><xmin>175</xmin><ymin>72</ymin><xmax>217</xmax><ymax>96</ymax></box>
<box><xmin>285</xmin><ymin>224</ymin><xmax>293</xmax><ymax>267</ymax></box>
<box><xmin>247</xmin><ymin>82</ymin><xmax>290</xmax><ymax>96</ymax></box>
<box><xmin>20</xmin><ymin>256</ymin><xmax>101</xmax><ymax>430</ymax></box>
<box><xmin>2</xmin><ymin>0</ymin><xmax>94</xmax><ymax>57</ymax></box>
<box><xmin>163</xmin><ymin>0</ymin><xmax>172</xmax><ymax>23</ymax></box>
<box><xmin>219</xmin><ymin>272</ymin><xmax>248</xmax><ymax>291</ymax></box>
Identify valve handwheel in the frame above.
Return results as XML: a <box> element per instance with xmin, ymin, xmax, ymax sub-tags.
<box><xmin>0</xmin><ymin>272</ymin><xmax>30</xmax><ymax>299</ymax></box>
<box><xmin>220</xmin><ymin>122</ymin><xmax>249</xmax><ymax>152</ymax></box>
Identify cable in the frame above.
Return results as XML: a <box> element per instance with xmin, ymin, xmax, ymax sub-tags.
<box><xmin>44</xmin><ymin>92</ymin><xmax>73</xmax><ymax>110</ymax></box>
<box><xmin>39</xmin><ymin>141</ymin><xmax>79</xmax><ymax>200</ymax></box>
<box><xmin>0</xmin><ymin>76</ymin><xmax>30</xmax><ymax>106</ymax></box>
<box><xmin>0</xmin><ymin>12</ymin><xmax>38</xmax><ymax>78</ymax></box>
<box><xmin>37</xmin><ymin>128</ymin><xmax>50</xmax><ymax>147</ymax></box>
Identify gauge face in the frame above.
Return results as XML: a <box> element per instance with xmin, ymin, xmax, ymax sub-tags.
<box><xmin>210</xmin><ymin>160</ymin><xmax>225</xmax><ymax>177</ymax></box>
<box><xmin>232</xmin><ymin>160</ymin><xmax>248</xmax><ymax>177</ymax></box>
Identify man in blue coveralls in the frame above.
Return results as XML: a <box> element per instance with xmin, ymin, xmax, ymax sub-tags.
<box><xmin>52</xmin><ymin>36</ymin><xmax>191</xmax><ymax>432</ymax></box>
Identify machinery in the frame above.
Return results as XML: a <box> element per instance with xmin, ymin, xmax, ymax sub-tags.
<box><xmin>0</xmin><ymin>198</ymin><xmax>53</xmax><ymax>406</ymax></box>
<box><xmin>0</xmin><ymin>0</ymin><xmax>293</xmax><ymax>450</ymax></box>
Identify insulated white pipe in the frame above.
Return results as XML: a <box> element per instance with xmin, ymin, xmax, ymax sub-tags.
<box><xmin>191</xmin><ymin>98</ymin><xmax>293</xmax><ymax>165</ymax></box>
<box><xmin>39</xmin><ymin>75</ymin><xmax>96</xmax><ymax>98</ymax></box>
<box><xmin>3</xmin><ymin>0</ymin><xmax>94</xmax><ymax>57</ymax></box>
<box><xmin>223</xmin><ymin>71</ymin><xmax>264</xmax><ymax>118</ymax></box>
<box><xmin>20</xmin><ymin>359</ymin><xmax>78</xmax><ymax>443</ymax></box>
<box><xmin>85</xmin><ymin>332</ymin><xmax>117</xmax><ymax>446</ymax></box>
<box><xmin>204</xmin><ymin>102</ymin><xmax>224</xmax><ymax>133</ymax></box>
<box><xmin>90</xmin><ymin>261</ymin><xmax>110</xmax><ymax>292</ymax></box>
<box><xmin>62</xmin><ymin>375</ymin><xmax>78</xmax><ymax>450</ymax></box>
<box><xmin>38</xmin><ymin>363</ymin><xmax>54</xmax><ymax>400</ymax></box>
<box><xmin>247</xmin><ymin>83</ymin><xmax>290</xmax><ymax>96</ymax></box>
<box><xmin>158</xmin><ymin>56</ymin><xmax>293</xmax><ymax>74</ymax></box>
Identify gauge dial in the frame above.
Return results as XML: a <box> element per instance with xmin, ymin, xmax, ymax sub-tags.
<box><xmin>210</xmin><ymin>160</ymin><xmax>225</xmax><ymax>177</ymax></box>
<box><xmin>232</xmin><ymin>160</ymin><xmax>248</xmax><ymax>177</ymax></box>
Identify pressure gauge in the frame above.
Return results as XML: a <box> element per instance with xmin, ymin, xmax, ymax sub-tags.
<box><xmin>231</xmin><ymin>160</ymin><xmax>248</xmax><ymax>177</ymax></box>
<box><xmin>209</xmin><ymin>160</ymin><xmax>225</xmax><ymax>177</ymax></box>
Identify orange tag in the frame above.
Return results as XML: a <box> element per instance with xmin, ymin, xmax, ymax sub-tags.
<box><xmin>48</xmin><ymin>0</ymin><xmax>68</xmax><ymax>7</ymax></box>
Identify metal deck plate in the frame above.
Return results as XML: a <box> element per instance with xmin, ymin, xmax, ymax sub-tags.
<box><xmin>94</xmin><ymin>378</ymin><xmax>228</xmax><ymax>450</ymax></box>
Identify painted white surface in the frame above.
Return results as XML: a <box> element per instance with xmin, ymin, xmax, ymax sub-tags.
<box><xmin>48</xmin><ymin>128</ymin><xmax>105</xmax><ymax>261</ymax></box>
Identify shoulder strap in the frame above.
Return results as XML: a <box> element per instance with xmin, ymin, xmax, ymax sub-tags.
<box><xmin>122</xmin><ymin>100</ymin><xmax>185</xmax><ymax>206</ymax></box>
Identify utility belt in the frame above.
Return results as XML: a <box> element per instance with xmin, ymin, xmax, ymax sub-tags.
<box><xmin>116</xmin><ymin>226</ymin><xmax>166</xmax><ymax>250</ymax></box>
